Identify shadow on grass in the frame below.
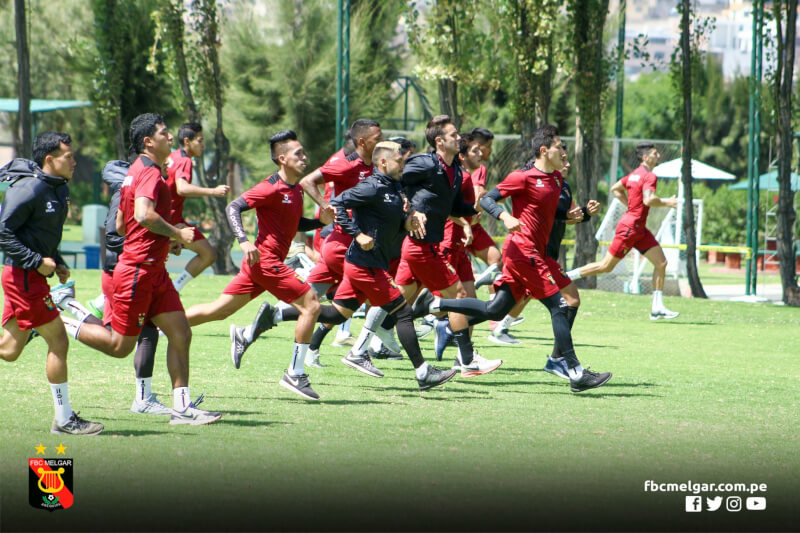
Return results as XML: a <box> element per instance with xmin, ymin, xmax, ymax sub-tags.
<box><xmin>101</xmin><ymin>429</ymin><xmax>172</xmax><ymax>437</ymax></box>
<box><xmin>216</xmin><ymin>419</ymin><xmax>292</xmax><ymax>428</ymax></box>
<box><xmin>651</xmin><ymin>321</ymin><xmax>715</xmax><ymax>326</ymax></box>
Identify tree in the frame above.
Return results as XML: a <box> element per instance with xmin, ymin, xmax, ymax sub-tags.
<box><xmin>14</xmin><ymin>0</ymin><xmax>31</xmax><ymax>159</ymax></box>
<box><xmin>567</xmin><ymin>0</ymin><xmax>610</xmax><ymax>286</ymax></box>
<box><xmin>771</xmin><ymin>0</ymin><xmax>800</xmax><ymax>305</ymax></box>
<box><xmin>673</xmin><ymin>0</ymin><xmax>707</xmax><ymax>298</ymax></box>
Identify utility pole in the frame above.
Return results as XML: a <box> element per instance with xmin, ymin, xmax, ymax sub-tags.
<box><xmin>746</xmin><ymin>0</ymin><xmax>764</xmax><ymax>296</ymax></box>
<box><xmin>336</xmin><ymin>0</ymin><xmax>350</xmax><ymax>149</ymax></box>
<box><xmin>609</xmin><ymin>0</ymin><xmax>626</xmax><ymax>201</ymax></box>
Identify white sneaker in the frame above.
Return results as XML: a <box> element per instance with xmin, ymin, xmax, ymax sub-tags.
<box><xmin>50</xmin><ymin>280</ymin><xmax>76</xmax><ymax>310</ymax></box>
<box><xmin>487</xmin><ymin>328</ymin><xmax>520</xmax><ymax>345</ymax></box>
<box><xmin>169</xmin><ymin>405</ymin><xmax>222</xmax><ymax>425</ymax></box>
<box><xmin>332</xmin><ymin>331</ymin><xmax>356</xmax><ymax>347</ymax></box>
<box><xmin>650</xmin><ymin>308</ymin><xmax>679</xmax><ymax>321</ymax></box>
<box><xmin>305</xmin><ymin>348</ymin><xmax>324</xmax><ymax>368</ymax></box>
<box><xmin>130</xmin><ymin>393</ymin><xmax>172</xmax><ymax>416</ymax></box>
<box><xmin>459</xmin><ymin>351</ymin><xmax>502</xmax><ymax>378</ymax></box>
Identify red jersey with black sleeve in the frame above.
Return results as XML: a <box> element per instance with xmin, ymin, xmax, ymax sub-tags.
<box><xmin>618</xmin><ymin>164</ymin><xmax>657</xmax><ymax>230</ymax></box>
<box><xmin>442</xmin><ymin>170</ymin><xmax>475</xmax><ymax>251</ymax></box>
<box><xmin>165</xmin><ymin>149</ymin><xmax>192</xmax><ymax>224</ymax></box>
<box><xmin>495</xmin><ymin>166</ymin><xmax>563</xmax><ymax>255</ymax></box>
<box><xmin>241</xmin><ymin>173</ymin><xmax>304</xmax><ymax>261</ymax></box>
<box><xmin>471</xmin><ymin>164</ymin><xmax>488</xmax><ymax>188</ymax></box>
<box><xmin>118</xmin><ymin>155</ymin><xmax>172</xmax><ymax>264</ymax></box>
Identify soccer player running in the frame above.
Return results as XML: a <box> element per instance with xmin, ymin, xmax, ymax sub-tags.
<box><xmin>166</xmin><ymin>122</ymin><xmax>230</xmax><ymax>292</ymax></box>
<box><xmin>0</xmin><ymin>132</ymin><xmax>103</xmax><ymax>435</ymax></box>
<box><xmin>324</xmin><ymin>141</ymin><xmax>456</xmax><ymax>389</ymax></box>
<box><xmin>65</xmin><ymin>113</ymin><xmax>221</xmax><ymax>425</ymax></box>
<box><xmin>185</xmin><ymin>130</ymin><xmax>334</xmax><ymax>401</ymax></box>
<box><xmin>420</xmin><ymin>125</ymin><xmax>612</xmax><ymax>393</ymax></box>
<box><xmin>395</xmin><ymin>115</ymin><xmax>501</xmax><ymax>377</ymax></box>
<box><xmin>566</xmin><ymin>143</ymin><xmax>680</xmax><ymax>320</ymax></box>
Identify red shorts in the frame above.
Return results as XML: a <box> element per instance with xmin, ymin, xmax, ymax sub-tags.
<box><xmin>334</xmin><ymin>261</ymin><xmax>402</xmax><ymax>308</ymax></box>
<box><xmin>467</xmin><ymin>224</ymin><xmax>497</xmax><ymax>254</ymax></box>
<box><xmin>1</xmin><ymin>266</ymin><xmax>60</xmax><ymax>330</ymax></box>
<box><xmin>494</xmin><ymin>241</ymin><xmax>571</xmax><ymax>301</ymax></box>
<box><xmin>101</xmin><ymin>270</ymin><xmax>114</xmax><ymax>326</ymax></box>
<box><xmin>306</xmin><ymin>232</ymin><xmax>350</xmax><ymax>285</ymax></box>
<box><xmin>224</xmin><ymin>256</ymin><xmax>310</xmax><ymax>303</ymax></box>
<box><xmin>313</xmin><ymin>228</ymin><xmax>323</xmax><ymax>255</ymax></box>
<box><xmin>608</xmin><ymin>223</ymin><xmax>659</xmax><ymax>259</ymax></box>
<box><xmin>175</xmin><ymin>218</ymin><xmax>205</xmax><ymax>242</ymax></box>
<box><xmin>111</xmin><ymin>262</ymin><xmax>184</xmax><ymax>336</ymax></box>
<box><xmin>442</xmin><ymin>246</ymin><xmax>474</xmax><ymax>283</ymax></box>
<box><xmin>388</xmin><ymin>256</ymin><xmax>401</xmax><ymax>277</ymax></box>
<box><xmin>394</xmin><ymin>239</ymin><xmax>459</xmax><ymax>292</ymax></box>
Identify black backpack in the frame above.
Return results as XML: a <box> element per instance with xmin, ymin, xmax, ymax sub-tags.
<box><xmin>0</xmin><ymin>158</ymin><xmax>43</xmax><ymax>187</ymax></box>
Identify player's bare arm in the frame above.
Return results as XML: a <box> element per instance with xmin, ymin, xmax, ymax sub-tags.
<box><xmin>134</xmin><ymin>196</ymin><xmax>194</xmax><ymax>245</ymax></box>
<box><xmin>643</xmin><ymin>189</ymin><xmax>678</xmax><ymax>208</ymax></box>
<box><xmin>611</xmin><ymin>180</ymin><xmax>628</xmax><ymax>205</ymax></box>
<box><xmin>298</xmin><ymin>169</ymin><xmax>327</xmax><ymax>208</ymax></box>
<box><xmin>175</xmin><ymin>177</ymin><xmax>230</xmax><ymax>198</ymax></box>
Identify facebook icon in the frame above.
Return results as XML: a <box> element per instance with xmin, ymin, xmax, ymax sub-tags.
<box><xmin>685</xmin><ymin>496</ymin><xmax>703</xmax><ymax>512</ymax></box>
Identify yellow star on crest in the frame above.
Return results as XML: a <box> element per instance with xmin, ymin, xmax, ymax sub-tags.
<box><xmin>35</xmin><ymin>443</ymin><xmax>47</xmax><ymax>455</ymax></box>
<box><xmin>55</xmin><ymin>443</ymin><xmax>67</xmax><ymax>455</ymax></box>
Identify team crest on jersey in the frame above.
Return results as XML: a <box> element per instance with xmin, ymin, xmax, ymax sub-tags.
<box><xmin>43</xmin><ymin>295</ymin><xmax>55</xmax><ymax>311</ymax></box>
<box><xmin>137</xmin><ymin>313</ymin><xmax>146</xmax><ymax>327</ymax></box>
<box><xmin>282</xmin><ymin>193</ymin><xmax>292</xmax><ymax>204</ymax></box>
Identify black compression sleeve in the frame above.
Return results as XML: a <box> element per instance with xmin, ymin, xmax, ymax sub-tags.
<box><xmin>479</xmin><ymin>188</ymin><xmax>505</xmax><ymax>219</ymax></box>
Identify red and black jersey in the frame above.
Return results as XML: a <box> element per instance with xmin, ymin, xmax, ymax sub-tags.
<box><xmin>165</xmin><ymin>149</ymin><xmax>192</xmax><ymax>224</ymax></box>
<box><xmin>118</xmin><ymin>155</ymin><xmax>172</xmax><ymax>264</ymax></box>
<box><xmin>495</xmin><ymin>166</ymin><xmax>563</xmax><ymax>256</ymax></box>
<box><xmin>442</xmin><ymin>170</ymin><xmax>475</xmax><ymax>251</ymax></box>
<box><xmin>241</xmin><ymin>173</ymin><xmax>305</xmax><ymax>261</ymax></box>
<box><xmin>619</xmin><ymin>164</ymin><xmax>658</xmax><ymax>230</ymax></box>
<box><xmin>318</xmin><ymin>149</ymin><xmax>372</xmax><ymax>197</ymax></box>
<box><xmin>471</xmin><ymin>164</ymin><xmax>488</xmax><ymax>188</ymax></box>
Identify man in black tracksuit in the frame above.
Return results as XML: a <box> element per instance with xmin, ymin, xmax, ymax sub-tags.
<box><xmin>329</xmin><ymin>141</ymin><xmax>457</xmax><ymax>390</ymax></box>
<box><xmin>0</xmin><ymin>131</ymin><xmax>103</xmax><ymax>435</ymax></box>
<box><xmin>393</xmin><ymin>115</ymin><xmax>501</xmax><ymax>377</ymax></box>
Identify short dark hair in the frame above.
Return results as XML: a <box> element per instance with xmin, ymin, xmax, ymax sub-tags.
<box><xmin>425</xmin><ymin>115</ymin><xmax>453</xmax><ymax>148</ymax></box>
<box><xmin>459</xmin><ymin>133</ymin><xmax>476</xmax><ymax>156</ymax></box>
<box><xmin>389</xmin><ymin>136</ymin><xmax>417</xmax><ymax>156</ymax></box>
<box><xmin>269</xmin><ymin>130</ymin><xmax>298</xmax><ymax>164</ymax></box>
<box><xmin>531</xmin><ymin>124</ymin><xmax>559</xmax><ymax>158</ymax></box>
<box><xmin>470</xmin><ymin>127</ymin><xmax>494</xmax><ymax>144</ymax></box>
<box><xmin>178</xmin><ymin>122</ymin><xmax>203</xmax><ymax>146</ymax></box>
<box><xmin>342</xmin><ymin>129</ymin><xmax>356</xmax><ymax>155</ymax></box>
<box><xmin>350</xmin><ymin>119</ymin><xmax>380</xmax><ymax>143</ymax></box>
<box><xmin>33</xmin><ymin>131</ymin><xmax>72</xmax><ymax>167</ymax></box>
<box><xmin>635</xmin><ymin>142</ymin><xmax>656</xmax><ymax>161</ymax></box>
<box><xmin>129</xmin><ymin>113</ymin><xmax>165</xmax><ymax>156</ymax></box>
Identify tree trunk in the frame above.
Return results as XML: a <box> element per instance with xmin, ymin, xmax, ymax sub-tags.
<box><xmin>570</xmin><ymin>0</ymin><xmax>610</xmax><ymax>288</ymax></box>
<box><xmin>14</xmin><ymin>0</ymin><xmax>32</xmax><ymax>159</ymax></box>
<box><xmin>680</xmin><ymin>0</ymin><xmax>706</xmax><ymax>298</ymax></box>
<box><xmin>774</xmin><ymin>0</ymin><xmax>800</xmax><ymax>305</ymax></box>
<box><xmin>438</xmin><ymin>78</ymin><xmax>460</xmax><ymax>128</ymax></box>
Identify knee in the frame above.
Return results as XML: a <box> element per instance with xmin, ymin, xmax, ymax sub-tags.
<box><xmin>654</xmin><ymin>257</ymin><xmax>668</xmax><ymax>271</ymax></box>
<box><xmin>1</xmin><ymin>348</ymin><xmax>23</xmax><ymax>362</ymax></box>
<box><xmin>302</xmin><ymin>298</ymin><xmax>321</xmax><ymax>318</ymax></box>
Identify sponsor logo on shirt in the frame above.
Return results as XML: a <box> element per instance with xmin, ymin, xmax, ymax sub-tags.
<box><xmin>45</xmin><ymin>202</ymin><xmax>56</xmax><ymax>214</ymax></box>
<box><xmin>122</xmin><ymin>175</ymin><xmax>134</xmax><ymax>188</ymax></box>
<box><xmin>282</xmin><ymin>193</ymin><xmax>292</xmax><ymax>204</ymax></box>
<box><xmin>536</xmin><ymin>178</ymin><xmax>544</xmax><ymax>188</ymax></box>
<box><xmin>629</xmin><ymin>173</ymin><xmax>641</xmax><ymax>182</ymax></box>
<box><xmin>359</xmin><ymin>171</ymin><xmax>369</xmax><ymax>180</ymax></box>
<box><xmin>383</xmin><ymin>193</ymin><xmax>393</xmax><ymax>203</ymax></box>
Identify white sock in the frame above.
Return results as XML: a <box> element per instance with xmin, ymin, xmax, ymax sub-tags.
<box><xmin>567</xmin><ymin>364</ymin><xmax>584</xmax><ymax>380</ymax></box>
<box><xmin>172</xmin><ymin>270</ymin><xmax>194</xmax><ymax>292</ymax></box>
<box><xmin>548</xmin><ymin>356</ymin><xmax>564</xmax><ymax>363</ymax></box>
<box><xmin>289</xmin><ymin>343</ymin><xmax>308</xmax><ymax>376</ymax></box>
<box><xmin>567</xmin><ymin>268</ymin><xmax>582</xmax><ymax>281</ymax></box>
<box><xmin>652</xmin><ymin>290</ymin><xmax>663</xmax><ymax>312</ymax></box>
<box><xmin>274</xmin><ymin>301</ymin><xmax>291</xmax><ymax>323</ymax></box>
<box><xmin>173</xmin><ymin>386</ymin><xmax>191</xmax><ymax>412</ymax></box>
<box><xmin>430</xmin><ymin>297</ymin><xmax>441</xmax><ymax>312</ymax></box>
<box><xmin>64</xmin><ymin>298</ymin><xmax>91</xmax><ymax>322</ymax></box>
<box><xmin>136</xmin><ymin>377</ymin><xmax>153</xmax><ymax>402</ymax></box>
<box><xmin>91</xmin><ymin>293</ymin><xmax>105</xmax><ymax>310</ymax></box>
<box><xmin>488</xmin><ymin>292</ymin><xmax>496</xmax><ymax>301</ymax></box>
<box><xmin>352</xmin><ymin>328</ymin><xmax>375</xmax><ymax>356</ymax></box>
<box><xmin>50</xmin><ymin>382</ymin><xmax>72</xmax><ymax>425</ymax></box>
<box><xmin>338</xmin><ymin>318</ymin><xmax>352</xmax><ymax>335</ymax></box>
<box><xmin>415</xmin><ymin>362</ymin><xmax>430</xmax><ymax>380</ymax></box>
<box><xmin>243</xmin><ymin>324</ymin><xmax>255</xmax><ymax>343</ymax></box>
<box><xmin>501</xmin><ymin>314</ymin><xmax>514</xmax><ymax>329</ymax></box>
<box><xmin>62</xmin><ymin>316</ymin><xmax>81</xmax><ymax>340</ymax></box>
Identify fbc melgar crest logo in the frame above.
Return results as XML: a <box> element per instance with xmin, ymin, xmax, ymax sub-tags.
<box><xmin>29</xmin><ymin>457</ymin><xmax>74</xmax><ymax>511</ymax></box>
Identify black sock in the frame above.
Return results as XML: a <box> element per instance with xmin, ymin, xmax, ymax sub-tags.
<box><xmin>541</xmin><ymin>293</ymin><xmax>578</xmax><ymax>368</ymax></box>
<box><xmin>133</xmin><ymin>327</ymin><xmax>159</xmax><ymax>379</ymax></box>
<box><xmin>309</xmin><ymin>324</ymin><xmax>331</xmax><ymax>351</ymax></box>
<box><xmin>551</xmin><ymin>306</ymin><xmax>579</xmax><ymax>359</ymax></box>
<box><xmin>392</xmin><ymin>304</ymin><xmax>424</xmax><ymax>368</ymax></box>
<box><xmin>453</xmin><ymin>329</ymin><xmax>473</xmax><ymax>365</ymax></box>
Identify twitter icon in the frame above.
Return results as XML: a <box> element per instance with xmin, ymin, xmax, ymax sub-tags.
<box><xmin>706</xmin><ymin>496</ymin><xmax>723</xmax><ymax>511</ymax></box>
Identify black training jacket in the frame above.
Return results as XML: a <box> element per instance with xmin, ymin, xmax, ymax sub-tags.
<box><xmin>331</xmin><ymin>171</ymin><xmax>408</xmax><ymax>270</ymax></box>
<box><xmin>101</xmin><ymin>160</ymin><xmax>129</xmax><ymax>273</ymax></box>
<box><xmin>401</xmin><ymin>152</ymin><xmax>476</xmax><ymax>243</ymax></box>
<box><xmin>0</xmin><ymin>166</ymin><xmax>69</xmax><ymax>271</ymax></box>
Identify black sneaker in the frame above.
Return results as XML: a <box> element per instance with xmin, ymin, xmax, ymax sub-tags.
<box><xmin>570</xmin><ymin>368</ymin><xmax>612</xmax><ymax>393</ymax></box>
<box><xmin>412</xmin><ymin>289</ymin><xmax>435</xmax><ymax>317</ymax></box>
<box><xmin>417</xmin><ymin>365</ymin><xmax>458</xmax><ymax>391</ymax></box>
<box><xmin>279</xmin><ymin>371</ymin><xmax>320</xmax><ymax>400</ymax></box>
<box><xmin>51</xmin><ymin>411</ymin><xmax>104</xmax><ymax>436</ymax></box>
<box><xmin>341</xmin><ymin>351</ymin><xmax>384</xmax><ymax>378</ymax></box>
<box><xmin>253</xmin><ymin>300</ymin><xmax>276</xmax><ymax>332</ymax></box>
<box><xmin>229</xmin><ymin>324</ymin><xmax>251</xmax><ymax>369</ymax></box>
<box><xmin>368</xmin><ymin>346</ymin><xmax>403</xmax><ymax>360</ymax></box>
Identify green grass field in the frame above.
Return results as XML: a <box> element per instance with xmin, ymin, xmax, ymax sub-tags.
<box><xmin>1</xmin><ymin>270</ymin><xmax>798</xmax><ymax>531</ymax></box>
